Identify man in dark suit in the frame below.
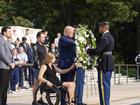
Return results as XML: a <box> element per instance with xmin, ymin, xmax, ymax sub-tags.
<box><xmin>0</xmin><ymin>26</ymin><xmax>15</xmax><ymax>105</ymax></box>
<box><xmin>87</xmin><ymin>22</ymin><xmax>115</xmax><ymax>105</ymax></box>
<box><xmin>58</xmin><ymin>26</ymin><xmax>76</xmax><ymax>105</ymax></box>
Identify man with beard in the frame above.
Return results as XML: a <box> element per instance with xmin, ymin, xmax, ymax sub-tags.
<box><xmin>32</xmin><ymin>31</ymin><xmax>48</xmax><ymax>105</ymax></box>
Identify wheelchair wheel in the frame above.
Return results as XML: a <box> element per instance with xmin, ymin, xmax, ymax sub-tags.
<box><xmin>46</xmin><ymin>85</ymin><xmax>61</xmax><ymax>105</ymax></box>
<box><xmin>34</xmin><ymin>83</ymin><xmax>61</xmax><ymax>105</ymax></box>
<box><xmin>34</xmin><ymin>83</ymin><xmax>48</xmax><ymax>105</ymax></box>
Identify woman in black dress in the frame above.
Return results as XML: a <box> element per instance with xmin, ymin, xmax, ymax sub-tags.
<box><xmin>38</xmin><ymin>52</ymin><xmax>75</xmax><ymax>104</ymax></box>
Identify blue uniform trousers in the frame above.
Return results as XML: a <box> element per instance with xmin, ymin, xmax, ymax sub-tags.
<box><xmin>98</xmin><ymin>70</ymin><xmax>112</xmax><ymax>105</ymax></box>
<box><xmin>75</xmin><ymin>67</ymin><xmax>85</xmax><ymax>104</ymax></box>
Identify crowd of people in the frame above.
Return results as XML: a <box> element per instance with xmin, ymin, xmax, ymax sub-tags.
<box><xmin>0</xmin><ymin>21</ymin><xmax>115</xmax><ymax>105</ymax></box>
<box><xmin>10</xmin><ymin>30</ymin><xmax>61</xmax><ymax>93</ymax></box>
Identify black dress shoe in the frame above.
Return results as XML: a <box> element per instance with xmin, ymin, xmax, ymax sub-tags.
<box><xmin>2</xmin><ymin>102</ymin><xmax>8</xmax><ymax>105</ymax></box>
<box><xmin>32</xmin><ymin>99</ymin><xmax>49</xmax><ymax>105</ymax></box>
<box><xmin>77</xmin><ymin>103</ymin><xmax>87</xmax><ymax>105</ymax></box>
<box><xmin>32</xmin><ymin>101</ymin><xmax>37</xmax><ymax>105</ymax></box>
<box><xmin>37</xmin><ymin>99</ymin><xmax>48</xmax><ymax>105</ymax></box>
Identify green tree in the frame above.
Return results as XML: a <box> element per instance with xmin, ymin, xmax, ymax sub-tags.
<box><xmin>0</xmin><ymin>0</ymin><xmax>33</xmax><ymax>27</ymax></box>
<box><xmin>0</xmin><ymin>0</ymin><xmax>140</xmax><ymax>63</ymax></box>
<box><xmin>0</xmin><ymin>0</ymin><xmax>14</xmax><ymax>25</ymax></box>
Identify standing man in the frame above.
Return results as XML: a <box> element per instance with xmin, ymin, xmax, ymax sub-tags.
<box><xmin>0</xmin><ymin>26</ymin><xmax>15</xmax><ymax>105</ymax></box>
<box><xmin>32</xmin><ymin>31</ymin><xmax>48</xmax><ymax>105</ymax></box>
<box><xmin>42</xmin><ymin>29</ymin><xmax>49</xmax><ymax>47</ymax></box>
<box><xmin>54</xmin><ymin>32</ymin><xmax>61</xmax><ymax>48</ymax></box>
<box><xmin>87</xmin><ymin>22</ymin><xmax>115</xmax><ymax>105</ymax></box>
<box><xmin>24</xmin><ymin>28</ymin><xmax>32</xmax><ymax>45</ymax></box>
<box><xmin>58</xmin><ymin>26</ymin><xmax>76</xmax><ymax>105</ymax></box>
<box><xmin>20</xmin><ymin>37</ymin><xmax>35</xmax><ymax>87</ymax></box>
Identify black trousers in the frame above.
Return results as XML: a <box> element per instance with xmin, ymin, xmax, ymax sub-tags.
<box><xmin>0</xmin><ymin>69</ymin><xmax>10</xmax><ymax>105</ymax></box>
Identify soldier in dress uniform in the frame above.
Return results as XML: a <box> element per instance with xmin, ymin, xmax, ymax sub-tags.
<box><xmin>87</xmin><ymin>21</ymin><xmax>115</xmax><ymax>105</ymax></box>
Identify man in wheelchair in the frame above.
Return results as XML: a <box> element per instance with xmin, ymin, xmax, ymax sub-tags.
<box><xmin>35</xmin><ymin>52</ymin><xmax>75</xmax><ymax>105</ymax></box>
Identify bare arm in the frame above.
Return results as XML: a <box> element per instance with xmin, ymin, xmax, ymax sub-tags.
<box><xmin>38</xmin><ymin>64</ymin><xmax>53</xmax><ymax>87</ymax></box>
<box><xmin>53</xmin><ymin>64</ymin><xmax>75</xmax><ymax>74</ymax></box>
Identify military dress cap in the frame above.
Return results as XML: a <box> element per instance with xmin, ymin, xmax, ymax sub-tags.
<box><xmin>98</xmin><ymin>21</ymin><xmax>109</xmax><ymax>28</ymax></box>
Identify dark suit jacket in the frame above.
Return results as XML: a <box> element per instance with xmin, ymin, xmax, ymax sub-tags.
<box><xmin>0</xmin><ymin>34</ymin><xmax>12</xmax><ymax>69</ymax></box>
<box><xmin>58</xmin><ymin>35</ymin><xmax>76</xmax><ymax>81</ymax></box>
<box><xmin>58</xmin><ymin>36</ymin><xmax>76</xmax><ymax>68</ymax></box>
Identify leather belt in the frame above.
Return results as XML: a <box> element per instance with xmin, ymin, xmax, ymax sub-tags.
<box><xmin>103</xmin><ymin>51</ymin><xmax>112</xmax><ymax>55</ymax></box>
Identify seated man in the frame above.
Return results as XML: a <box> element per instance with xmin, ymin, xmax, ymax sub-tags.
<box><xmin>38</xmin><ymin>52</ymin><xmax>75</xmax><ymax>104</ymax></box>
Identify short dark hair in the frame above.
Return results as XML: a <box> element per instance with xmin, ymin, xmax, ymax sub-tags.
<box><xmin>42</xmin><ymin>29</ymin><xmax>48</xmax><ymax>33</ymax></box>
<box><xmin>36</xmin><ymin>31</ymin><xmax>44</xmax><ymax>39</ymax></box>
<box><xmin>25</xmin><ymin>28</ymin><xmax>29</xmax><ymax>31</ymax></box>
<box><xmin>22</xmin><ymin>37</ymin><xmax>27</xmax><ymax>41</ymax></box>
<box><xmin>98</xmin><ymin>21</ymin><xmax>109</xmax><ymax>28</ymax></box>
<box><xmin>1</xmin><ymin>26</ymin><xmax>11</xmax><ymax>35</ymax></box>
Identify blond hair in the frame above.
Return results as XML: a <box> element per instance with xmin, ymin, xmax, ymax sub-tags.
<box><xmin>64</xmin><ymin>26</ymin><xmax>75</xmax><ymax>35</ymax></box>
<box><xmin>43</xmin><ymin>52</ymin><xmax>55</xmax><ymax>64</ymax></box>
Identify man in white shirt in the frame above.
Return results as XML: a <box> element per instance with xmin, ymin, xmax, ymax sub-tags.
<box><xmin>54</xmin><ymin>33</ymin><xmax>61</xmax><ymax>48</ymax></box>
<box><xmin>17</xmin><ymin>46</ymin><xmax>28</xmax><ymax>89</ymax></box>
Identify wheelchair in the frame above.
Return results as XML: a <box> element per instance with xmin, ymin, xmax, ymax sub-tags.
<box><xmin>33</xmin><ymin>83</ymin><xmax>72</xmax><ymax>105</ymax></box>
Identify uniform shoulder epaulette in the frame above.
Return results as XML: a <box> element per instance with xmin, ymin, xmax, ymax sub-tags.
<box><xmin>102</xmin><ymin>33</ymin><xmax>108</xmax><ymax>44</ymax></box>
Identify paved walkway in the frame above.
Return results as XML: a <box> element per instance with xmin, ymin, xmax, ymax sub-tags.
<box><xmin>8</xmin><ymin>81</ymin><xmax>140</xmax><ymax>105</ymax></box>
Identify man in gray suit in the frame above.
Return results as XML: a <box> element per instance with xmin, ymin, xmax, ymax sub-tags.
<box><xmin>0</xmin><ymin>26</ymin><xmax>15</xmax><ymax>105</ymax></box>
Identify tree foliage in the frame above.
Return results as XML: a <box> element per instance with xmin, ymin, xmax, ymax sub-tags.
<box><xmin>0</xmin><ymin>0</ymin><xmax>33</xmax><ymax>27</ymax></box>
<box><xmin>0</xmin><ymin>0</ymin><xmax>140</xmax><ymax>63</ymax></box>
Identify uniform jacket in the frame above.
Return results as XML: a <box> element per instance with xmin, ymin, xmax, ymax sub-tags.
<box><xmin>87</xmin><ymin>32</ymin><xmax>115</xmax><ymax>71</ymax></box>
<box><xmin>0</xmin><ymin>34</ymin><xmax>12</xmax><ymax>69</ymax></box>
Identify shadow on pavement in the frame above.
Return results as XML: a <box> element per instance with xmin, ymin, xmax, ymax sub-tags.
<box><xmin>131</xmin><ymin>103</ymin><xmax>140</xmax><ymax>105</ymax></box>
